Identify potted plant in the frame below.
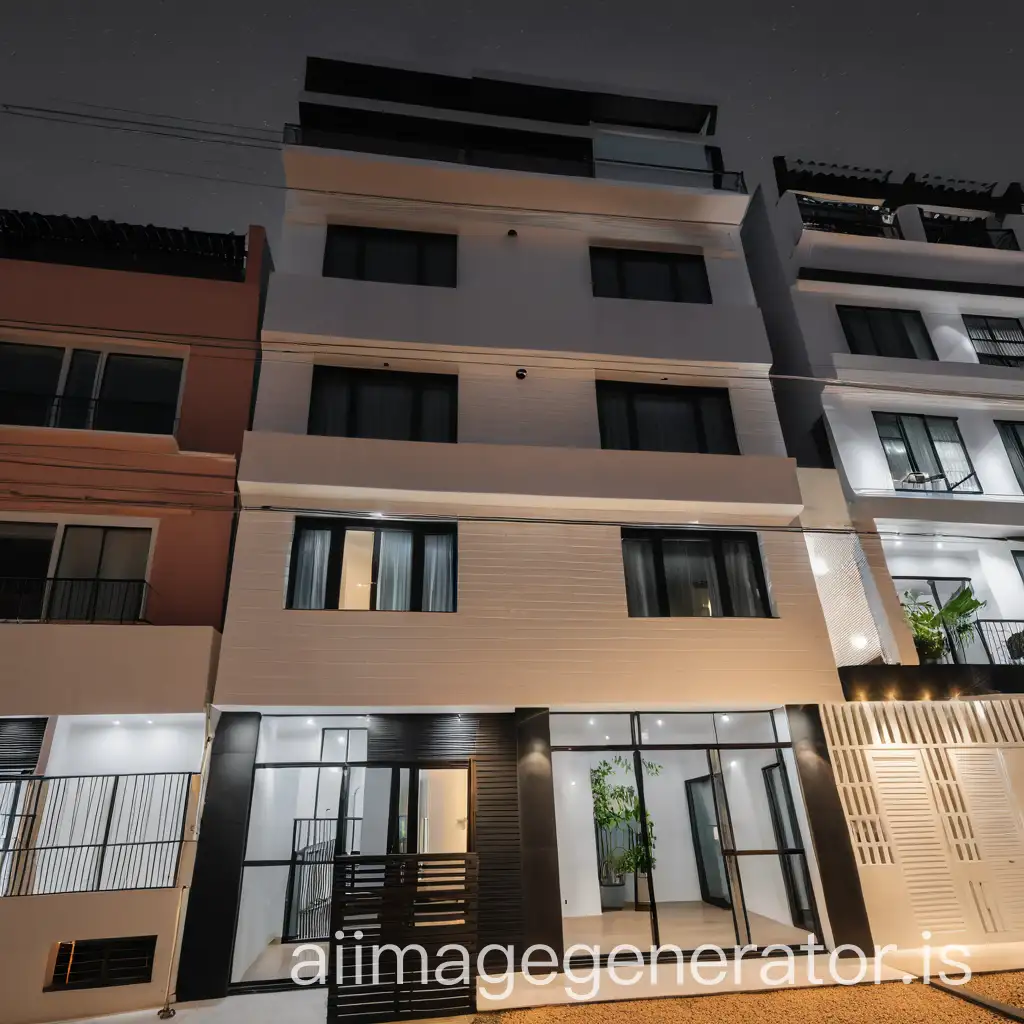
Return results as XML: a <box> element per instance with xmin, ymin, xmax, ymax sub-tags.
<box><xmin>590</xmin><ymin>755</ymin><xmax>662</xmax><ymax>910</ymax></box>
<box><xmin>902</xmin><ymin>586</ymin><xmax>986</xmax><ymax>664</ymax></box>
<box><xmin>1007</xmin><ymin>630</ymin><xmax>1024</xmax><ymax>662</ymax></box>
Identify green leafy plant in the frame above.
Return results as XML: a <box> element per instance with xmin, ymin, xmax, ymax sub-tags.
<box><xmin>902</xmin><ymin>586</ymin><xmax>985</xmax><ymax>663</ymax></box>
<box><xmin>590</xmin><ymin>755</ymin><xmax>662</xmax><ymax>882</ymax></box>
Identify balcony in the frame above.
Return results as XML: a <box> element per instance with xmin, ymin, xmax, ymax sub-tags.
<box><xmin>796</xmin><ymin>196</ymin><xmax>900</xmax><ymax>239</ymax></box>
<box><xmin>922</xmin><ymin>216</ymin><xmax>1020</xmax><ymax>251</ymax></box>
<box><xmin>0</xmin><ymin>392</ymin><xmax>177</xmax><ymax>436</ymax></box>
<box><xmin>0</xmin><ymin>771</ymin><xmax>196</xmax><ymax>896</ymax></box>
<box><xmin>0</xmin><ymin>578</ymin><xmax>149</xmax><ymax>624</ymax></box>
<box><xmin>238</xmin><ymin>431</ymin><xmax>803</xmax><ymax>522</ymax></box>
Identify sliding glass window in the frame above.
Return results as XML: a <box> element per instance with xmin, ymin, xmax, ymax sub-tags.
<box><xmin>621</xmin><ymin>529</ymin><xmax>769</xmax><ymax>618</ymax></box>
<box><xmin>287</xmin><ymin>517</ymin><xmax>456</xmax><ymax>612</ymax></box>
<box><xmin>874</xmin><ymin>412</ymin><xmax>981</xmax><ymax>493</ymax></box>
<box><xmin>964</xmin><ymin>315</ymin><xmax>1024</xmax><ymax>368</ymax></box>
<box><xmin>997</xmin><ymin>421</ymin><xmax>1024</xmax><ymax>493</ymax></box>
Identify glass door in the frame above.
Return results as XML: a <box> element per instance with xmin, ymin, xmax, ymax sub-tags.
<box><xmin>763</xmin><ymin>763</ymin><xmax>816</xmax><ymax>934</ymax></box>
<box><xmin>686</xmin><ymin>776</ymin><xmax>730</xmax><ymax>910</ymax></box>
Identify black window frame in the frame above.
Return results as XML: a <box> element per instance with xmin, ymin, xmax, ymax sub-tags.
<box><xmin>589</xmin><ymin>246</ymin><xmax>712</xmax><ymax>304</ymax></box>
<box><xmin>595</xmin><ymin>379</ymin><xmax>739</xmax><ymax>454</ymax></box>
<box><xmin>286</xmin><ymin>517</ymin><xmax>458</xmax><ymax>613</ymax></box>
<box><xmin>836</xmin><ymin>305</ymin><xmax>936</xmax><ymax>360</ymax></box>
<box><xmin>0</xmin><ymin>340</ymin><xmax>183</xmax><ymax>435</ymax></box>
<box><xmin>620</xmin><ymin>527</ymin><xmax>771</xmax><ymax>619</ymax></box>
<box><xmin>963</xmin><ymin>315</ymin><xmax>1024</xmax><ymax>368</ymax></box>
<box><xmin>873</xmin><ymin>411</ymin><xmax>982</xmax><ymax>493</ymax></box>
<box><xmin>322</xmin><ymin>224</ymin><xmax>458</xmax><ymax>288</ymax></box>
<box><xmin>307</xmin><ymin>365</ymin><xmax>458</xmax><ymax>443</ymax></box>
<box><xmin>996</xmin><ymin>420</ymin><xmax>1024</xmax><ymax>493</ymax></box>
<box><xmin>47</xmin><ymin>936</ymin><xmax>157</xmax><ymax>991</ymax></box>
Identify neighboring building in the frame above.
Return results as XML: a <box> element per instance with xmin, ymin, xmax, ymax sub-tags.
<box><xmin>173</xmin><ymin>60</ymin><xmax>861</xmax><ymax>1022</ymax></box>
<box><xmin>0</xmin><ymin>211</ymin><xmax>269</xmax><ymax>1024</ymax></box>
<box><xmin>756</xmin><ymin>157</ymin><xmax>1024</xmax><ymax>956</ymax></box>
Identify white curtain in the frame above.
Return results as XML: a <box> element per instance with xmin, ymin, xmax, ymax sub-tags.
<box><xmin>722</xmin><ymin>539</ymin><xmax>764</xmax><ymax>617</ymax></box>
<box><xmin>622</xmin><ymin>538</ymin><xmax>660</xmax><ymax>616</ymax></box>
<box><xmin>376</xmin><ymin>530</ymin><xmax>413</xmax><ymax>610</ymax></box>
<box><xmin>292</xmin><ymin>528</ymin><xmax>331</xmax><ymax>609</ymax></box>
<box><xmin>422</xmin><ymin>533</ymin><xmax>455</xmax><ymax>612</ymax></box>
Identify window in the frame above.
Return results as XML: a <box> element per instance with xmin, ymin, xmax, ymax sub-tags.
<box><xmin>308</xmin><ymin>366</ymin><xmax>457</xmax><ymax>443</ymax></box>
<box><xmin>837</xmin><ymin>306</ymin><xmax>935</xmax><ymax>360</ymax></box>
<box><xmin>590</xmin><ymin>247</ymin><xmax>712</xmax><ymax>303</ymax></box>
<box><xmin>322</xmin><ymin>225</ymin><xmax>457</xmax><ymax>287</ymax></box>
<box><xmin>997</xmin><ymin>421</ymin><xmax>1024</xmax><ymax>492</ymax></box>
<box><xmin>48</xmin><ymin>936</ymin><xmax>156</xmax><ymax>991</ymax></box>
<box><xmin>288</xmin><ymin>518</ymin><xmax>456</xmax><ymax>612</ymax></box>
<box><xmin>874</xmin><ymin>412</ymin><xmax>981</xmax><ymax>493</ymax></box>
<box><xmin>0</xmin><ymin>342</ymin><xmax>182</xmax><ymax>434</ymax></box>
<box><xmin>0</xmin><ymin>717</ymin><xmax>46</xmax><ymax>775</ymax></box>
<box><xmin>0</xmin><ymin>522</ymin><xmax>56</xmax><ymax>619</ymax></box>
<box><xmin>964</xmin><ymin>315</ymin><xmax>1024</xmax><ymax>368</ymax></box>
<box><xmin>49</xmin><ymin>526</ymin><xmax>151</xmax><ymax>622</ymax></box>
<box><xmin>596</xmin><ymin>381</ymin><xmax>738</xmax><ymax>454</ymax></box>
<box><xmin>621</xmin><ymin>529</ymin><xmax>769</xmax><ymax>618</ymax></box>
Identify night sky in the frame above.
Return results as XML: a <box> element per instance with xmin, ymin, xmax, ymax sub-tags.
<box><xmin>2</xmin><ymin>0</ymin><xmax>1022</xmax><ymax>247</ymax></box>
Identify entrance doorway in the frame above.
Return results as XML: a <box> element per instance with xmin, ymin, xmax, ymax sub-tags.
<box><xmin>686</xmin><ymin>775</ymin><xmax>730</xmax><ymax>909</ymax></box>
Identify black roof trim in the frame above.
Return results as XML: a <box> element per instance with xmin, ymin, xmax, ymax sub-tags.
<box><xmin>838</xmin><ymin>664</ymin><xmax>1024</xmax><ymax>701</ymax></box>
<box><xmin>775</xmin><ymin>156</ymin><xmax>1024</xmax><ymax>216</ymax></box>
<box><xmin>304</xmin><ymin>58</ymin><xmax>716</xmax><ymax>136</ymax></box>
<box><xmin>0</xmin><ymin>210</ymin><xmax>247</xmax><ymax>282</ymax></box>
<box><xmin>799</xmin><ymin>266</ymin><xmax>1024</xmax><ymax>300</ymax></box>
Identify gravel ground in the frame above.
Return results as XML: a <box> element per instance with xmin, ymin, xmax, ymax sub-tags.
<box><xmin>964</xmin><ymin>969</ymin><xmax>1024</xmax><ymax>1008</ymax></box>
<box><xmin>488</xmin><ymin>982</ymin><xmax>1005</xmax><ymax>1023</ymax></box>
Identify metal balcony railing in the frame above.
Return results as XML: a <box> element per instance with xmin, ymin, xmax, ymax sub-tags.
<box><xmin>0</xmin><ymin>577</ymin><xmax>149</xmax><ymax>623</ymax></box>
<box><xmin>0</xmin><ymin>772</ymin><xmax>195</xmax><ymax>896</ymax></box>
<box><xmin>0</xmin><ymin>391</ymin><xmax>178</xmax><ymax>435</ymax></box>
<box><xmin>974</xmin><ymin>620</ymin><xmax>1024</xmax><ymax>665</ymax></box>
<box><xmin>973</xmin><ymin>340</ymin><xmax>1024</xmax><ymax>369</ymax></box>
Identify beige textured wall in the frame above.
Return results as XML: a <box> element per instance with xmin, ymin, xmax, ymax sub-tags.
<box><xmin>216</xmin><ymin>510</ymin><xmax>843</xmax><ymax>709</ymax></box>
<box><xmin>0</xmin><ymin>625</ymin><xmax>219</xmax><ymax>715</ymax></box>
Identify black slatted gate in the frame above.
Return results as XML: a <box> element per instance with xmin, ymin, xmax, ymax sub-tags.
<box><xmin>328</xmin><ymin>853</ymin><xmax>479</xmax><ymax>1023</ymax></box>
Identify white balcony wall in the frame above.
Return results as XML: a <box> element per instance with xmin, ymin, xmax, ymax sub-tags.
<box><xmin>214</xmin><ymin>510</ymin><xmax>842</xmax><ymax>710</ymax></box>
<box><xmin>825</xmin><ymin>392</ymin><xmax>1024</xmax><ymax>501</ymax></box>
<box><xmin>253</xmin><ymin>352</ymin><xmax>786</xmax><ymax>458</ymax></box>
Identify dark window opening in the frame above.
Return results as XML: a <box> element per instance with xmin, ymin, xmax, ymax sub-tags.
<box><xmin>0</xmin><ymin>342</ymin><xmax>181</xmax><ymax>435</ymax></box>
<box><xmin>590</xmin><ymin>247</ymin><xmax>712</xmax><ymax>303</ymax></box>
<box><xmin>308</xmin><ymin>366</ymin><xmax>457</xmax><ymax>443</ymax></box>
<box><xmin>596</xmin><ymin>381</ymin><xmax>738</xmax><ymax>454</ymax></box>
<box><xmin>288</xmin><ymin>518</ymin><xmax>457</xmax><ymax>613</ymax></box>
<box><xmin>323</xmin><ymin>225</ymin><xmax>457</xmax><ymax>288</ymax></box>
<box><xmin>964</xmin><ymin>315</ymin><xmax>1024</xmax><ymax>369</ymax></box>
<box><xmin>48</xmin><ymin>937</ymin><xmax>157</xmax><ymax>991</ymax></box>
<box><xmin>621</xmin><ymin>528</ymin><xmax>769</xmax><ymax>618</ymax></box>
<box><xmin>0</xmin><ymin>716</ymin><xmax>47</xmax><ymax>775</ymax></box>
<box><xmin>874</xmin><ymin>412</ymin><xmax>981</xmax><ymax>493</ymax></box>
<box><xmin>837</xmin><ymin>306</ymin><xmax>935</xmax><ymax>360</ymax></box>
<box><xmin>922</xmin><ymin>214</ymin><xmax>1019</xmax><ymax>250</ymax></box>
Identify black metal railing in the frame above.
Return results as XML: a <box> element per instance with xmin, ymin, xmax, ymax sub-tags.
<box><xmin>797</xmin><ymin>196</ymin><xmax>900</xmax><ymax>238</ymax></box>
<box><xmin>0</xmin><ymin>772</ymin><xmax>195</xmax><ymax>896</ymax></box>
<box><xmin>923</xmin><ymin>219</ymin><xmax>1020</xmax><ymax>250</ymax></box>
<box><xmin>974</xmin><ymin>620</ymin><xmax>1024</xmax><ymax>665</ymax></box>
<box><xmin>894</xmin><ymin>469</ymin><xmax>982</xmax><ymax>494</ymax></box>
<box><xmin>0</xmin><ymin>577</ymin><xmax>149</xmax><ymax>623</ymax></box>
<box><xmin>283</xmin><ymin>124</ymin><xmax>746</xmax><ymax>192</ymax></box>
<box><xmin>0</xmin><ymin>391</ymin><xmax>178</xmax><ymax>435</ymax></box>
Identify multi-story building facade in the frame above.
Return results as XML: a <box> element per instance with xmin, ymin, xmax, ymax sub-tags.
<box><xmin>762</xmin><ymin>158</ymin><xmax>1024</xmax><ymax>955</ymax></box>
<box><xmin>172</xmin><ymin>60</ymin><xmax>867</xmax><ymax>1023</ymax></box>
<box><xmin>0</xmin><ymin>211</ymin><xmax>269</xmax><ymax>1024</ymax></box>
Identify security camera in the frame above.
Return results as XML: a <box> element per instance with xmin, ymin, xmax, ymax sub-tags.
<box><xmin>515</xmin><ymin>368</ymin><xmax>527</xmax><ymax>380</ymax></box>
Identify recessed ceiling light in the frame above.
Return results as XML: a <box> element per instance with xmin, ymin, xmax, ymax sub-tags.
<box><xmin>588</xmin><ymin>718</ymin><xmax>595</xmax><ymax>725</ymax></box>
<box><xmin>936</xmin><ymin>542</ymin><xmax>944</xmax><ymax>550</ymax></box>
<box><xmin>721</xmin><ymin>715</ymin><xmax>730</xmax><ymax>723</ymax></box>
<box><xmin>306</xmin><ymin>718</ymin><xmax>315</xmax><ymax>725</ymax></box>
<box><xmin>729</xmin><ymin>760</ymin><xmax>738</xmax><ymax>768</ymax></box>
<box><xmin>656</xmin><ymin>719</ymin><xmax>663</xmax><ymax>726</ymax></box>
<box><xmin>570</xmin><ymin>780</ymin><xmax>577</xmax><ymax>787</ymax></box>
<box><xmin>338</xmin><ymin>735</ymin><xmax>346</xmax><ymax>743</ymax></box>
<box><xmin>604</xmin><ymin>736</ymin><xmax>610</xmax><ymax>741</ymax></box>
<box><xmin>850</xmin><ymin>635</ymin><xmax>868</xmax><ymax>651</ymax></box>
<box><xmin>146</xmin><ymin>720</ymin><xmax>153</xmax><ymax>725</ymax></box>
<box><xmin>112</xmin><ymin>720</ymin><xmax>121</xmax><ymax>726</ymax></box>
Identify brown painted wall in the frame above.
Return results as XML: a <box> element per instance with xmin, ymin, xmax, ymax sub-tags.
<box><xmin>0</xmin><ymin>432</ymin><xmax>236</xmax><ymax>628</ymax></box>
<box><xmin>0</xmin><ymin>225</ymin><xmax>267</xmax><ymax>457</ymax></box>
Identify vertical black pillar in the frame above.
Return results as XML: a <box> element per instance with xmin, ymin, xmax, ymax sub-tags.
<box><xmin>786</xmin><ymin>705</ymin><xmax>873</xmax><ymax>953</ymax></box>
<box><xmin>515</xmin><ymin>708</ymin><xmax>563</xmax><ymax>959</ymax></box>
<box><xmin>176</xmin><ymin>711</ymin><xmax>260</xmax><ymax>1001</ymax></box>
